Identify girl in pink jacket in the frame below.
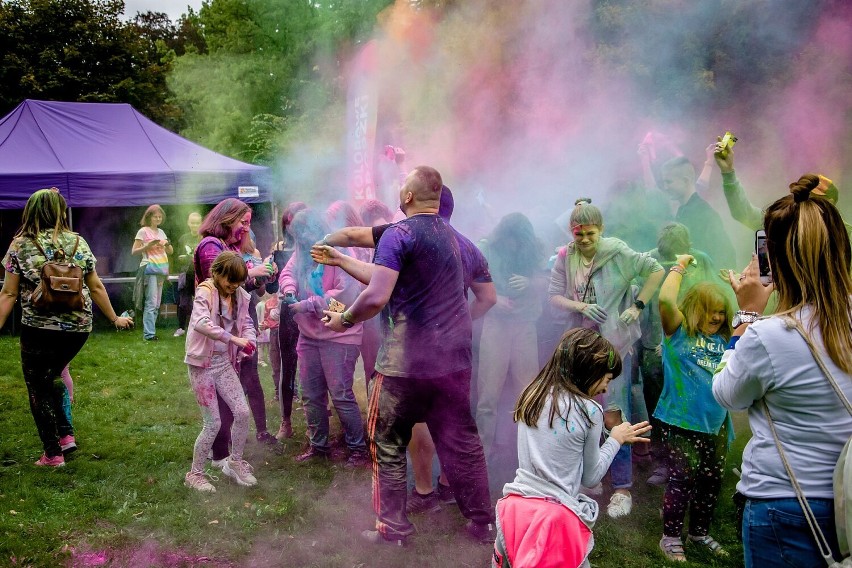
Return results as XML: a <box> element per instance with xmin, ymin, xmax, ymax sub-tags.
<box><xmin>184</xmin><ymin>251</ymin><xmax>258</xmax><ymax>492</ymax></box>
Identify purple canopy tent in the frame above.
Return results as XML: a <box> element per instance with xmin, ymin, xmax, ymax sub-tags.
<box><xmin>0</xmin><ymin>99</ymin><xmax>270</xmax><ymax>208</ymax></box>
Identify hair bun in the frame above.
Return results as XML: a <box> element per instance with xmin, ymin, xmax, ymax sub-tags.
<box><xmin>574</xmin><ymin>197</ymin><xmax>592</xmax><ymax>206</ymax></box>
<box><xmin>789</xmin><ymin>174</ymin><xmax>820</xmax><ymax>203</ymax></box>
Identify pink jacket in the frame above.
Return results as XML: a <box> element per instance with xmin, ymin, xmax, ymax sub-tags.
<box><xmin>278</xmin><ymin>254</ymin><xmax>362</xmax><ymax>344</ymax></box>
<box><xmin>184</xmin><ymin>280</ymin><xmax>256</xmax><ymax>368</ymax></box>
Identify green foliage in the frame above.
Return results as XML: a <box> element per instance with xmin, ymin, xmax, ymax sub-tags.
<box><xmin>0</xmin><ymin>0</ymin><xmax>191</xmax><ymax>126</ymax></box>
<box><xmin>167</xmin><ymin>0</ymin><xmax>394</xmax><ymax>163</ymax></box>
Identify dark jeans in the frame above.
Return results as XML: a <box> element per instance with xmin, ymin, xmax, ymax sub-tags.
<box><xmin>298</xmin><ymin>339</ymin><xmax>364</xmax><ymax>452</ymax></box>
<box><xmin>367</xmin><ymin>369</ymin><xmax>493</xmax><ymax>538</ymax></box>
<box><xmin>277</xmin><ymin>300</ymin><xmax>298</xmax><ymax>421</ymax></box>
<box><xmin>743</xmin><ymin>497</ymin><xmax>842</xmax><ymax>567</ymax></box>
<box><xmin>640</xmin><ymin>346</ymin><xmax>665</xmax><ymax>458</ymax></box>
<box><xmin>20</xmin><ymin>326</ymin><xmax>89</xmax><ymax>457</ymax></box>
<box><xmin>661</xmin><ymin>423</ymin><xmax>728</xmax><ymax>537</ymax></box>
<box><xmin>211</xmin><ymin>351</ymin><xmax>268</xmax><ymax>459</ymax></box>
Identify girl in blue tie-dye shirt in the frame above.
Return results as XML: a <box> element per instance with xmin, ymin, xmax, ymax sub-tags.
<box><xmin>655</xmin><ymin>254</ymin><xmax>734</xmax><ymax>562</ymax></box>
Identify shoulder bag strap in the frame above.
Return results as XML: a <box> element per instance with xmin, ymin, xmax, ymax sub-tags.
<box><xmin>763</xmin><ymin>401</ymin><xmax>840</xmax><ymax>567</ymax></box>
<box><xmin>29</xmin><ymin>236</ymin><xmax>48</xmax><ymax>259</ymax></box>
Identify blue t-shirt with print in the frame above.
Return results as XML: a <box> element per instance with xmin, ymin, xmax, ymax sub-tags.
<box><xmin>655</xmin><ymin>325</ymin><xmax>732</xmax><ymax>436</ymax></box>
<box><xmin>372</xmin><ymin>214</ymin><xmax>472</xmax><ymax>379</ymax></box>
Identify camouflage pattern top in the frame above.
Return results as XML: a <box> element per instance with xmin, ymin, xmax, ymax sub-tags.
<box><xmin>2</xmin><ymin>230</ymin><xmax>96</xmax><ymax>332</ymax></box>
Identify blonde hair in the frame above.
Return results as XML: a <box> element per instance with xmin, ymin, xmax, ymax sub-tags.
<box><xmin>569</xmin><ymin>198</ymin><xmax>603</xmax><ymax>229</ymax></box>
<box><xmin>16</xmin><ymin>189</ymin><xmax>72</xmax><ymax>244</ymax></box>
<box><xmin>679</xmin><ymin>282</ymin><xmax>733</xmax><ymax>340</ymax></box>
<box><xmin>764</xmin><ymin>174</ymin><xmax>852</xmax><ymax>373</ymax></box>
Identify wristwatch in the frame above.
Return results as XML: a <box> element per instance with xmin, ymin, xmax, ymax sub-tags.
<box><xmin>633</xmin><ymin>299</ymin><xmax>646</xmax><ymax>311</ymax></box>
<box><xmin>732</xmin><ymin>310</ymin><xmax>761</xmax><ymax>329</ymax></box>
<box><xmin>341</xmin><ymin>310</ymin><xmax>356</xmax><ymax>328</ymax></box>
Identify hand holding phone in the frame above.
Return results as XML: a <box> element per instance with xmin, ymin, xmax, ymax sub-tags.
<box><xmin>755</xmin><ymin>230</ymin><xmax>772</xmax><ymax>285</ymax></box>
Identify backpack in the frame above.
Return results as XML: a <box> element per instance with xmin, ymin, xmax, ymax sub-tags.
<box><xmin>29</xmin><ymin>236</ymin><xmax>85</xmax><ymax>313</ymax></box>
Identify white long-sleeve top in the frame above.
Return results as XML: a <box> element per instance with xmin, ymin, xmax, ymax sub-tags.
<box><xmin>713</xmin><ymin>308</ymin><xmax>852</xmax><ymax>499</ymax></box>
<box><xmin>504</xmin><ymin>392</ymin><xmax>621</xmax><ymax>521</ymax></box>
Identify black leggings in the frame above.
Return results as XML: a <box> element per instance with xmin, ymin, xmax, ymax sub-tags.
<box><xmin>661</xmin><ymin>422</ymin><xmax>728</xmax><ymax>538</ymax></box>
<box><xmin>277</xmin><ymin>299</ymin><xmax>298</xmax><ymax>421</ymax></box>
<box><xmin>20</xmin><ymin>326</ymin><xmax>89</xmax><ymax>457</ymax></box>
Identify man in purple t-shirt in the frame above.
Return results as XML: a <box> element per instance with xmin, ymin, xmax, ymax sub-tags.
<box><xmin>323</xmin><ymin>167</ymin><xmax>495</xmax><ymax>545</ymax></box>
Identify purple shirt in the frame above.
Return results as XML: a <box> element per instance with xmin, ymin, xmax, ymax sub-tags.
<box><xmin>372</xmin><ymin>223</ymin><xmax>492</xmax><ymax>293</ymax></box>
<box><xmin>372</xmin><ymin>215</ymin><xmax>473</xmax><ymax>378</ymax></box>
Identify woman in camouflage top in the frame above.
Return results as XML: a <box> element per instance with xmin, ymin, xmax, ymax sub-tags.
<box><xmin>0</xmin><ymin>189</ymin><xmax>132</xmax><ymax>467</ymax></box>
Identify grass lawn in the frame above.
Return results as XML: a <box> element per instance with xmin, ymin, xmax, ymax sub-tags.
<box><xmin>0</xmin><ymin>322</ymin><xmax>750</xmax><ymax>567</ymax></box>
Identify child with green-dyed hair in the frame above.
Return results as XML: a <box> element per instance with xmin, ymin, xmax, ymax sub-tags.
<box><xmin>656</xmin><ymin>255</ymin><xmax>734</xmax><ymax>562</ymax></box>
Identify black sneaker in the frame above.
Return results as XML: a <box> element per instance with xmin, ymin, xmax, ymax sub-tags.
<box><xmin>294</xmin><ymin>447</ymin><xmax>330</xmax><ymax>462</ymax></box>
<box><xmin>256</xmin><ymin>431</ymin><xmax>279</xmax><ymax>446</ymax></box>
<box><xmin>437</xmin><ymin>482</ymin><xmax>456</xmax><ymax>505</ymax></box>
<box><xmin>360</xmin><ymin>529</ymin><xmax>408</xmax><ymax>547</ymax></box>
<box><xmin>406</xmin><ymin>490</ymin><xmax>441</xmax><ymax>515</ymax></box>
<box><xmin>345</xmin><ymin>451</ymin><xmax>370</xmax><ymax>469</ymax></box>
<box><xmin>464</xmin><ymin>520</ymin><xmax>495</xmax><ymax>544</ymax></box>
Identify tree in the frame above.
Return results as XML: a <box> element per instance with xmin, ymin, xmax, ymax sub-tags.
<box><xmin>0</xmin><ymin>0</ymin><xmax>188</xmax><ymax>126</ymax></box>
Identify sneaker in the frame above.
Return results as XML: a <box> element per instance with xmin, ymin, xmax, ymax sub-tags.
<box><xmin>464</xmin><ymin>520</ymin><xmax>495</xmax><ymax>544</ymax></box>
<box><xmin>345</xmin><ymin>451</ymin><xmax>370</xmax><ymax>469</ymax></box>
<box><xmin>222</xmin><ymin>457</ymin><xmax>257</xmax><ymax>487</ymax></box>
<box><xmin>437</xmin><ymin>482</ymin><xmax>456</xmax><ymax>505</ymax></box>
<box><xmin>143</xmin><ymin>335</ymin><xmax>159</xmax><ymax>341</ymax></box>
<box><xmin>210</xmin><ymin>458</ymin><xmax>227</xmax><ymax>470</ymax></box>
<box><xmin>184</xmin><ymin>471</ymin><xmax>216</xmax><ymax>493</ymax></box>
<box><xmin>256</xmin><ymin>431</ymin><xmax>279</xmax><ymax>446</ymax></box>
<box><xmin>258</xmin><ymin>360</ymin><xmax>268</xmax><ymax>368</ymax></box>
<box><xmin>580</xmin><ymin>482</ymin><xmax>604</xmax><ymax>497</ymax></box>
<box><xmin>275</xmin><ymin>420</ymin><xmax>293</xmax><ymax>440</ymax></box>
<box><xmin>406</xmin><ymin>490</ymin><xmax>441</xmax><ymax>515</ymax></box>
<box><xmin>659</xmin><ymin>536</ymin><xmax>687</xmax><ymax>562</ymax></box>
<box><xmin>607</xmin><ymin>491</ymin><xmax>633</xmax><ymax>519</ymax></box>
<box><xmin>294</xmin><ymin>447</ymin><xmax>330</xmax><ymax>463</ymax></box>
<box><xmin>647</xmin><ymin>466</ymin><xmax>669</xmax><ymax>486</ymax></box>
<box><xmin>360</xmin><ymin>529</ymin><xmax>408</xmax><ymax>547</ymax></box>
<box><xmin>34</xmin><ymin>454</ymin><xmax>65</xmax><ymax>467</ymax></box>
<box><xmin>59</xmin><ymin>435</ymin><xmax>77</xmax><ymax>453</ymax></box>
<box><xmin>688</xmin><ymin>534</ymin><xmax>728</xmax><ymax>557</ymax></box>
<box><xmin>173</xmin><ymin>328</ymin><xmax>186</xmax><ymax>337</ymax></box>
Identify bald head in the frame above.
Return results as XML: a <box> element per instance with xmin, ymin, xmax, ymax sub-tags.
<box><xmin>399</xmin><ymin>166</ymin><xmax>443</xmax><ymax>215</ymax></box>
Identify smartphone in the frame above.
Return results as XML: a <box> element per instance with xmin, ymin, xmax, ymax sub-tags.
<box><xmin>755</xmin><ymin>230</ymin><xmax>771</xmax><ymax>285</ymax></box>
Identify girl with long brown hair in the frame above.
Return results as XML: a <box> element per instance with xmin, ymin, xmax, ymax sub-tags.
<box><xmin>493</xmin><ymin>328</ymin><xmax>650</xmax><ymax>567</ymax></box>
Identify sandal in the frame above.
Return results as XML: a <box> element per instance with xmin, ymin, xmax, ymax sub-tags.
<box><xmin>659</xmin><ymin>536</ymin><xmax>687</xmax><ymax>562</ymax></box>
<box><xmin>688</xmin><ymin>534</ymin><xmax>729</xmax><ymax>557</ymax></box>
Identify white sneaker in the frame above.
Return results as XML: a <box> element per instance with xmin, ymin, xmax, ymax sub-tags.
<box><xmin>222</xmin><ymin>457</ymin><xmax>257</xmax><ymax>487</ymax></box>
<box><xmin>184</xmin><ymin>471</ymin><xmax>216</xmax><ymax>493</ymax></box>
<box><xmin>210</xmin><ymin>458</ymin><xmax>227</xmax><ymax>470</ymax></box>
<box><xmin>173</xmin><ymin>328</ymin><xmax>186</xmax><ymax>337</ymax></box>
<box><xmin>607</xmin><ymin>491</ymin><xmax>633</xmax><ymax>519</ymax></box>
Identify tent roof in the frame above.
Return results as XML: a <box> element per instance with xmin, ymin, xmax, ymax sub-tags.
<box><xmin>0</xmin><ymin>100</ymin><xmax>271</xmax><ymax>208</ymax></box>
